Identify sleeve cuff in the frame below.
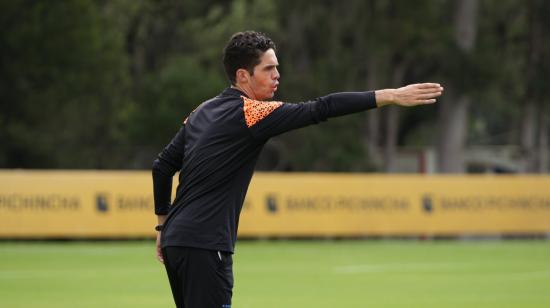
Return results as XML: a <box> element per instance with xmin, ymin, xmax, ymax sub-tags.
<box><xmin>155</xmin><ymin>207</ymin><xmax>170</xmax><ymax>215</ymax></box>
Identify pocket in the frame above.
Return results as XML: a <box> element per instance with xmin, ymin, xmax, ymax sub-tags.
<box><xmin>215</xmin><ymin>251</ymin><xmax>234</xmax><ymax>289</ymax></box>
<box><xmin>216</xmin><ymin>251</ymin><xmax>233</xmax><ymax>266</ymax></box>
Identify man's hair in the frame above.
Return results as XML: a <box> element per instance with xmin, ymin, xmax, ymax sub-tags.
<box><xmin>223</xmin><ymin>31</ymin><xmax>276</xmax><ymax>85</ymax></box>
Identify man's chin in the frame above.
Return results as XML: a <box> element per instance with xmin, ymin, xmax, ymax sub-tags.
<box><xmin>259</xmin><ymin>92</ymin><xmax>275</xmax><ymax>101</ymax></box>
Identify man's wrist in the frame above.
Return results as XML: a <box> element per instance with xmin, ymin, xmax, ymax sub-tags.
<box><xmin>157</xmin><ymin>214</ymin><xmax>167</xmax><ymax>224</ymax></box>
<box><xmin>374</xmin><ymin>89</ymin><xmax>396</xmax><ymax>107</ymax></box>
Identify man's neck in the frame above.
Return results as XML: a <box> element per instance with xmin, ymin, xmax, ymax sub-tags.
<box><xmin>231</xmin><ymin>84</ymin><xmax>257</xmax><ymax>100</ymax></box>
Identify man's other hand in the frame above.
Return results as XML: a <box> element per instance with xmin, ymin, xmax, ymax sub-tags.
<box><xmin>156</xmin><ymin>231</ymin><xmax>164</xmax><ymax>264</ymax></box>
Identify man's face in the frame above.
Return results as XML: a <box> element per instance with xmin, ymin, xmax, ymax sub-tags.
<box><xmin>249</xmin><ymin>48</ymin><xmax>280</xmax><ymax>100</ymax></box>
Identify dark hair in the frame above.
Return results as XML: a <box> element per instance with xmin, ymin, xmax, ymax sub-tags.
<box><xmin>223</xmin><ymin>31</ymin><xmax>276</xmax><ymax>85</ymax></box>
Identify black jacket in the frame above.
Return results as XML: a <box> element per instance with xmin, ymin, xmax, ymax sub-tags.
<box><xmin>152</xmin><ymin>87</ymin><xmax>377</xmax><ymax>252</ymax></box>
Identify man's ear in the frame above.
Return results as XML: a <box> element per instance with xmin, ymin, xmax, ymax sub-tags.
<box><xmin>236</xmin><ymin>68</ymin><xmax>250</xmax><ymax>84</ymax></box>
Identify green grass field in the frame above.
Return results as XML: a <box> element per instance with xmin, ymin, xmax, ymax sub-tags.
<box><xmin>1</xmin><ymin>240</ymin><xmax>549</xmax><ymax>308</ymax></box>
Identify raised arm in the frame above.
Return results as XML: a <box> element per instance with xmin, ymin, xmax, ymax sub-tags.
<box><xmin>246</xmin><ymin>83</ymin><xmax>443</xmax><ymax>140</ymax></box>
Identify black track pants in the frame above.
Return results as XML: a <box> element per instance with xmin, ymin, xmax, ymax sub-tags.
<box><xmin>162</xmin><ymin>246</ymin><xmax>233</xmax><ymax>308</ymax></box>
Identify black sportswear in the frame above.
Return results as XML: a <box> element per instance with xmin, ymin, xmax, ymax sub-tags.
<box><xmin>152</xmin><ymin>87</ymin><xmax>377</xmax><ymax>253</ymax></box>
<box><xmin>162</xmin><ymin>246</ymin><xmax>233</xmax><ymax>307</ymax></box>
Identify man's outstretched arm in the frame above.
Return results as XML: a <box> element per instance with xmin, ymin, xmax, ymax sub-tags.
<box><xmin>246</xmin><ymin>83</ymin><xmax>443</xmax><ymax>140</ymax></box>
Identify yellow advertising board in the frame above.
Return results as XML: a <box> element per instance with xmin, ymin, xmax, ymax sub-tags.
<box><xmin>0</xmin><ymin>170</ymin><xmax>162</xmax><ymax>238</ymax></box>
<box><xmin>1</xmin><ymin>170</ymin><xmax>550</xmax><ymax>238</ymax></box>
<box><xmin>239</xmin><ymin>174</ymin><xmax>550</xmax><ymax>236</ymax></box>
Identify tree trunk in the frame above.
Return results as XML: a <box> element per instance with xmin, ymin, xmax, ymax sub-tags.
<box><xmin>383</xmin><ymin>61</ymin><xmax>406</xmax><ymax>172</ymax></box>
<box><xmin>288</xmin><ymin>12</ymin><xmax>310</xmax><ymax>73</ymax></box>
<box><xmin>437</xmin><ymin>0</ymin><xmax>478</xmax><ymax>173</ymax></box>
<box><xmin>383</xmin><ymin>106</ymin><xmax>399</xmax><ymax>172</ymax></box>
<box><xmin>521</xmin><ymin>100</ymin><xmax>539</xmax><ymax>172</ymax></box>
<box><xmin>438</xmin><ymin>90</ymin><xmax>471</xmax><ymax>172</ymax></box>
<box><xmin>364</xmin><ymin>57</ymin><xmax>382</xmax><ymax>168</ymax></box>
<box><xmin>520</xmin><ymin>0</ymin><xmax>544</xmax><ymax>173</ymax></box>
<box><xmin>538</xmin><ymin>113</ymin><xmax>548</xmax><ymax>173</ymax></box>
<box><xmin>363</xmin><ymin>1</ymin><xmax>382</xmax><ymax>170</ymax></box>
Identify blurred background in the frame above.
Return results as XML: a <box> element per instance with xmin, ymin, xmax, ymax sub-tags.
<box><xmin>2</xmin><ymin>0</ymin><xmax>549</xmax><ymax>173</ymax></box>
<box><xmin>2</xmin><ymin>1</ymin><xmax>550</xmax><ymax>307</ymax></box>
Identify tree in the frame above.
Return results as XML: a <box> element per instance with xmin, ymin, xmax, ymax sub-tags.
<box><xmin>520</xmin><ymin>0</ymin><xmax>550</xmax><ymax>172</ymax></box>
<box><xmin>437</xmin><ymin>0</ymin><xmax>479</xmax><ymax>173</ymax></box>
<box><xmin>0</xmin><ymin>0</ymin><xmax>130</xmax><ymax>168</ymax></box>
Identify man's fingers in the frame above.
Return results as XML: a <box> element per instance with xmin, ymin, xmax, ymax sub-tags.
<box><xmin>410</xmin><ymin>99</ymin><xmax>437</xmax><ymax>105</ymax></box>
<box><xmin>415</xmin><ymin>83</ymin><xmax>442</xmax><ymax>89</ymax></box>
<box><xmin>416</xmin><ymin>87</ymin><xmax>444</xmax><ymax>94</ymax></box>
<box><xmin>417</xmin><ymin>92</ymin><xmax>443</xmax><ymax>99</ymax></box>
<box><xmin>157</xmin><ymin>250</ymin><xmax>164</xmax><ymax>263</ymax></box>
<box><xmin>409</xmin><ymin>98</ymin><xmax>437</xmax><ymax>105</ymax></box>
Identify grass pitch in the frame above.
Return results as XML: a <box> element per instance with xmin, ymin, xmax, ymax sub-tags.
<box><xmin>1</xmin><ymin>240</ymin><xmax>549</xmax><ymax>307</ymax></box>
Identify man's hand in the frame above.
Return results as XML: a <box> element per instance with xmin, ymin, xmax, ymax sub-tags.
<box><xmin>156</xmin><ymin>214</ymin><xmax>167</xmax><ymax>264</ymax></box>
<box><xmin>375</xmin><ymin>83</ymin><xmax>444</xmax><ymax>107</ymax></box>
<box><xmin>156</xmin><ymin>231</ymin><xmax>164</xmax><ymax>264</ymax></box>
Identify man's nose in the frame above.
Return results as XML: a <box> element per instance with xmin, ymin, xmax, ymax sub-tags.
<box><xmin>273</xmin><ymin>68</ymin><xmax>280</xmax><ymax>79</ymax></box>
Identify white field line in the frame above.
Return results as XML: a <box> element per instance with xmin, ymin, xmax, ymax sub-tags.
<box><xmin>334</xmin><ymin>263</ymin><xmax>472</xmax><ymax>274</ymax></box>
<box><xmin>333</xmin><ymin>263</ymin><xmax>550</xmax><ymax>280</ymax></box>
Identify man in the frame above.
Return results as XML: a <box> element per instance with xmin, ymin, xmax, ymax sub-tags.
<box><xmin>152</xmin><ymin>31</ymin><xmax>443</xmax><ymax>307</ymax></box>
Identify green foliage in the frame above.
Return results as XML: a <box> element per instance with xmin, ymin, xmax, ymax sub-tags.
<box><xmin>0</xmin><ymin>0</ymin><xmax>130</xmax><ymax>168</ymax></box>
<box><xmin>279</xmin><ymin>115</ymin><xmax>377</xmax><ymax>172</ymax></box>
<box><xmin>126</xmin><ymin>56</ymin><xmax>226</xmax><ymax>145</ymax></box>
<box><xmin>1</xmin><ymin>0</ymin><xmax>549</xmax><ymax>170</ymax></box>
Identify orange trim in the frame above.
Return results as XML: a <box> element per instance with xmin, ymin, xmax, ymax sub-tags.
<box><xmin>242</xmin><ymin>96</ymin><xmax>282</xmax><ymax>128</ymax></box>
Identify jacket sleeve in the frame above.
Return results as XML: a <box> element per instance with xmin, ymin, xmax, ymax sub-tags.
<box><xmin>245</xmin><ymin>91</ymin><xmax>377</xmax><ymax>140</ymax></box>
<box><xmin>152</xmin><ymin>124</ymin><xmax>186</xmax><ymax>215</ymax></box>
